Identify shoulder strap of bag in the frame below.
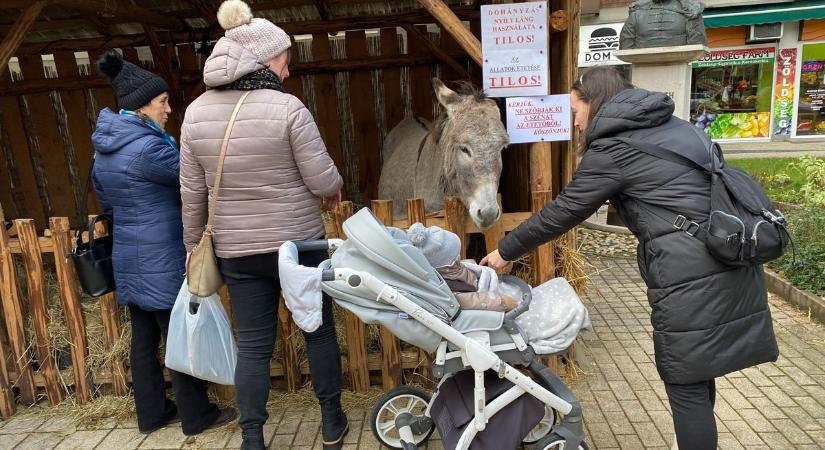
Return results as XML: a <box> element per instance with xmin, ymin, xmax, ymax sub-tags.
<box><xmin>206</xmin><ymin>90</ymin><xmax>252</xmax><ymax>229</ymax></box>
<box><xmin>614</xmin><ymin>136</ymin><xmax>709</xmax><ymax>173</ymax></box>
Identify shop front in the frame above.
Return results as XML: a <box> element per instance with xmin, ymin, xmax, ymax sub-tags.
<box><xmin>689</xmin><ymin>47</ymin><xmax>775</xmax><ymax>141</ymax></box>
<box><xmin>793</xmin><ymin>41</ymin><xmax>825</xmax><ymax>138</ymax></box>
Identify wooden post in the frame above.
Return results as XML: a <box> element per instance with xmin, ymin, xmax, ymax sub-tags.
<box><xmin>277</xmin><ymin>294</ymin><xmax>301</xmax><ymax>392</ymax></box>
<box><xmin>405</xmin><ymin>198</ymin><xmax>432</xmax><ymax>383</ymax></box>
<box><xmin>49</xmin><ymin>217</ymin><xmax>91</xmax><ymax>404</ymax></box>
<box><xmin>334</xmin><ymin>201</ymin><xmax>371</xmax><ymax>391</ymax></box>
<box><xmin>15</xmin><ymin>219</ymin><xmax>63</xmax><ymax>405</ymax></box>
<box><xmin>371</xmin><ymin>200</ymin><xmax>403</xmax><ymax>389</ymax></box>
<box><xmin>91</xmin><ymin>217</ymin><xmax>128</xmax><ymax>396</ymax></box>
<box><xmin>405</xmin><ymin>198</ymin><xmax>427</xmax><ymax>228</ymax></box>
<box><xmin>417</xmin><ymin>0</ymin><xmax>482</xmax><ymax>66</ymax></box>
<box><xmin>0</xmin><ymin>1</ymin><xmax>46</xmax><ymax>71</ymax></box>
<box><xmin>443</xmin><ymin>197</ymin><xmax>467</xmax><ymax>260</ymax></box>
<box><xmin>531</xmin><ymin>191</ymin><xmax>555</xmax><ymax>285</ymax></box>
<box><xmin>0</xmin><ymin>299</ymin><xmax>13</xmax><ymax>417</ymax></box>
<box><xmin>0</xmin><ymin>205</ymin><xmax>36</xmax><ymax>404</ymax></box>
<box><xmin>402</xmin><ymin>24</ymin><xmax>471</xmax><ymax>80</ymax></box>
<box><xmin>145</xmin><ymin>27</ymin><xmax>183</xmax><ymax>124</ymax></box>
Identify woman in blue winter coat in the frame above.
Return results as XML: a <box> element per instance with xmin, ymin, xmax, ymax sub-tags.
<box><xmin>92</xmin><ymin>51</ymin><xmax>236</xmax><ymax>436</ymax></box>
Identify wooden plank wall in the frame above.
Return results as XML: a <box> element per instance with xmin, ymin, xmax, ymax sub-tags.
<box><xmin>0</xmin><ymin>22</ymin><xmax>552</xmax><ymax>227</ymax></box>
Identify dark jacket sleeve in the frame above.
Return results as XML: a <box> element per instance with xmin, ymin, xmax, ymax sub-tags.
<box><xmin>498</xmin><ymin>149</ymin><xmax>625</xmax><ymax>261</ymax></box>
<box><xmin>92</xmin><ymin>169</ymin><xmax>113</xmax><ymax>218</ymax></box>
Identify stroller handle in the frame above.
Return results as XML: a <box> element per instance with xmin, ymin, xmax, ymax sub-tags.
<box><xmin>499</xmin><ymin>275</ymin><xmax>532</xmax><ymax>321</ymax></box>
<box><xmin>293</xmin><ymin>239</ymin><xmax>332</xmax><ymax>252</ymax></box>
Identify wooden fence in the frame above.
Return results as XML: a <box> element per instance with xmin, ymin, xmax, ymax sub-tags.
<box><xmin>0</xmin><ymin>194</ymin><xmax>569</xmax><ymax>418</ymax></box>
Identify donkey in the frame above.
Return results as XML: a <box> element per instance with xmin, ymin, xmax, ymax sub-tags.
<box><xmin>378</xmin><ymin>79</ymin><xmax>509</xmax><ymax>230</ymax></box>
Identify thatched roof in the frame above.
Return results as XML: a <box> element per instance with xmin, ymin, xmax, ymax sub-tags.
<box><xmin>1</xmin><ymin>0</ymin><xmax>481</xmax><ymax>46</ymax></box>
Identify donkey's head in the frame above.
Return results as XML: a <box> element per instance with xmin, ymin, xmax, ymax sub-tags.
<box><xmin>433</xmin><ymin>79</ymin><xmax>509</xmax><ymax>230</ymax></box>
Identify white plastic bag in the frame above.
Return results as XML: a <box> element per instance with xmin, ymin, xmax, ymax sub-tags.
<box><xmin>165</xmin><ymin>280</ymin><xmax>237</xmax><ymax>385</ymax></box>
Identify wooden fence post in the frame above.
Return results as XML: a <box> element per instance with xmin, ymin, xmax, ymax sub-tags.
<box><xmin>15</xmin><ymin>219</ymin><xmax>63</xmax><ymax>405</ymax></box>
<box><xmin>0</xmin><ymin>205</ymin><xmax>35</xmax><ymax>407</ymax></box>
<box><xmin>49</xmin><ymin>217</ymin><xmax>90</xmax><ymax>404</ymax></box>
<box><xmin>333</xmin><ymin>201</ymin><xmax>371</xmax><ymax>391</ymax></box>
<box><xmin>371</xmin><ymin>200</ymin><xmax>402</xmax><ymax>390</ymax></box>
<box><xmin>277</xmin><ymin>294</ymin><xmax>301</xmax><ymax>392</ymax></box>
<box><xmin>404</xmin><ymin>198</ymin><xmax>432</xmax><ymax>383</ymax></box>
<box><xmin>531</xmin><ymin>191</ymin><xmax>555</xmax><ymax>285</ymax></box>
<box><xmin>443</xmin><ymin>197</ymin><xmax>467</xmax><ymax>260</ymax></box>
<box><xmin>0</xmin><ymin>207</ymin><xmax>18</xmax><ymax>416</ymax></box>
<box><xmin>91</xmin><ymin>217</ymin><xmax>128</xmax><ymax>396</ymax></box>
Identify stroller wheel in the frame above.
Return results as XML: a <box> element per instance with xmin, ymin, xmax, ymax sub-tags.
<box><xmin>370</xmin><ymin>386</ymin><xmax>435</xmax><ymax>449</ymax></box>
<box><xmin>522</xmin><ymin>405</ymin><xmax>558</xmax><ymax>444</ymax></box>
<box><xmin>536</xmin><ymin>433</ymin><xmax>590</xmax><ymax>450</ymax></box>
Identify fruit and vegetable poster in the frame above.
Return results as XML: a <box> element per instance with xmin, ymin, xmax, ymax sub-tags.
<box><xmin>795</xmin><ymin>42</ymin><xmax>825</xmax><ymax>137</ymax></box>
<box><xmin>773</xmin><ymin>48</ymin><xmax>797</xmax><ymax>137</ymax></box>
<box><xmin>481</xmin><ymin>1</ymin><xmax>549</xmax><ymax>97</ymax></box>
<box><xmin>695</xmin><ymin>112</ymin><xmax>771</xmax><ymax>140</ymax></box>
<box><xmin>505</xmin><ymin>95</ymin><xmax>571</xmax><ymax>144</ymax></box>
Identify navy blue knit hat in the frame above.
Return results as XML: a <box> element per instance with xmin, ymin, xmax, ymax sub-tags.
<box><xmin>97</xmin><ymin>51</ymin><xmax>169</xmax><ymax>111</ymax></box>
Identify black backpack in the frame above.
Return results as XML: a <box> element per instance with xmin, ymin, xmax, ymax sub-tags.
<box><xmin>616</xmin><ymin>128</ymin><xmax>793</xmax><ymax>267</ymax></box>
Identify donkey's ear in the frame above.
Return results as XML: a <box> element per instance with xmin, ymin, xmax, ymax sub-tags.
<box><xmin>433</xmin><ymin>78</ymin><xmax>461</xmax><ymax>111</ymax></box>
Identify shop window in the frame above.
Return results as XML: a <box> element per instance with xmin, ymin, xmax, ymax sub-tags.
<box><xmin>794</xmin><ymin>42</ymin><xmax>825</xmax><ymax>138</ymax></box>
<box><xmin>689</xmin><ymin>47</ymin><xmax>775</xmax><ymax>140</ymax></box>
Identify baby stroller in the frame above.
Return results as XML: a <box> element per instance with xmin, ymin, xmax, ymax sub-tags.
<box><xmin>293</xmin><ymin>208</ymin><xmax>588</xmax><ymax>450</ymax></box>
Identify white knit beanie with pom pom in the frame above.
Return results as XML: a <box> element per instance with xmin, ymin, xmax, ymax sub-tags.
<box><xmin>217</xmin><ymin>0</ymin><xmax>291</xmax><ymax>63</ymax></box>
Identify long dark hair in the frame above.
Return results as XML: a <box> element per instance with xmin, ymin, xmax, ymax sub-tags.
<box><xmin>571</xmin><ymin>66</ymin><xmax>633</xmax><ymax>152</ymax></box>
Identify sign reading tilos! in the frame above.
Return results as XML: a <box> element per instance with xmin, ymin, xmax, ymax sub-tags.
<box><xmin>481</xmin><ymin>1</ymin><xmax>549</xmax><ymax>97</ymax></box>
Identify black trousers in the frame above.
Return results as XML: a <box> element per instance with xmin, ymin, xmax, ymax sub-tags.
<box><xmin>219</xmin><ymin>249</ymin><xmax>343</xmax><ymax>430</ymax></box>
<box><xmin>128</xmin><ymin>305</ymin><xmax>220</xmax><ymax>435</ymax></box>
<box><xmin>664</xmin><ymin>379</ymin><xmax>717</xmax><ymax>450</ymax></box>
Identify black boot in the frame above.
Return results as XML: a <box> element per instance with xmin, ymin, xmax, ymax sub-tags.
<box><xmin>240</xmin><ymin>425</ymin><xmax>265</xmax><ymax>450</ymax></box>
<box><xmin>321</xmin><ymin>403</ymin><xmax>349</xmax><ymax>450</ymax></box>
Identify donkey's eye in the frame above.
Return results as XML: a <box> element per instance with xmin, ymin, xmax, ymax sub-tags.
<box><xmin>460</xmin><ymin>147</ymin><xmax>472</xmax><ymax>156</ymax></box>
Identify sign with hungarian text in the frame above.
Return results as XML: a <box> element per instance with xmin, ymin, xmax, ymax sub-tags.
<box><xmin>506</xmin><ymin>95</ymin><xmax>571</xmax><ymax>144</ymax></box>
<box><xmin>773</xmin><ymin>48</ymin><xmax>797</xmax><ymax>136</ymax></box>
<box><xmin>481</xmin><ymin>1</ymin><xmax>549</xmax><ymax>97</ymax></box>
<box><xmin>692</xmin><ymin>47</ymin><xmax>775</xmax><ymax>68</ymax></box>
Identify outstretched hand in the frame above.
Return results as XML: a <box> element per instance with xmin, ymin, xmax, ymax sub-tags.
<box><xmin>480</xmin><ymin>249</ymin><xmax>513</xmax><ymax>272</ymax></box>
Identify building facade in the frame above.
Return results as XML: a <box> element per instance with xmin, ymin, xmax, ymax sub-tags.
<box><xmin>580</xmin><ymin>0</ymin><xmax>825</xmax><ymax>142</ymax></box>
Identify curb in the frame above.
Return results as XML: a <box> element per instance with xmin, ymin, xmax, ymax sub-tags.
<box><xmin>764</xmin><ymin>269</ymin><xmax>825</xmax><ymax>324</ymax></box>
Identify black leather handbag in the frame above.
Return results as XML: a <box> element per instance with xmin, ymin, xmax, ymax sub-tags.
<box><xmin>71</xmin><ymin>214</ymin><xmax>115</xmax><ymax>297</ymax></box>
<box><xmin>70</xmin><ymin>158</ymin><xmax>116</xmax><ymax>297</ymax></box>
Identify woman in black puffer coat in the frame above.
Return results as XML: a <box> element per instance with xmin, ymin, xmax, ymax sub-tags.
<box><xmin>481</xmin><ymin>66</ymin><xmax>778</xmax><ymax>450</ymax></box>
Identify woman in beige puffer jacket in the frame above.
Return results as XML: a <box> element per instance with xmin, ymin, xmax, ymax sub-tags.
<box><xmin>180</xmin><ymin>2</ymin><xmax>346</xmax><ymax>449</ymax></box>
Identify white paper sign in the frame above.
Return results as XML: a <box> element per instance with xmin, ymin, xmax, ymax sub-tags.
<box><xmin>481</xmin><ymin>1</ymin><xmax>549</xmax><ymax>97</ymax></box>
<box><xmin>506</xmin><ymin>95</ymin><xmax>572</xmax><ymax>144</ymax></box>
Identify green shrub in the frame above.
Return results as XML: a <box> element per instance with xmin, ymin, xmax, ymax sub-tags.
<box><xmin>769</xmin><ymin>206</ymin><xmax>825</xmax><ymax>296</ymax></box>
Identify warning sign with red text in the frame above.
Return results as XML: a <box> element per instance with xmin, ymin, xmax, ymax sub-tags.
<box><xmin>506</xmin><ymin>95</ymin><xmax>571</xmax><ymax>144</ymax></box>
<box><xmin>481</xmin><ymin>1</ymin><xmax>549</xmax><ymax>97</ymax></box>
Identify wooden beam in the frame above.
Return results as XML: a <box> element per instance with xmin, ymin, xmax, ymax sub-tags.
<box><xmin>145</xmin><ymin>26</ymin><xmax>183</xmax><ymax>121</ymax></box>
<box><xmin>85</xmin><ymin>14</ymin><xmax>111</xmax><ymax>37</ymax></box>
<box><xmin>183</xmin><ymin>0</ymin><xmax>218</xmax><ymax>26</ymax></box>
<box><xmin>402</xmin><ymin>24</ymin><xmax>471</xmax><ymax>80</ymax></box>
<box><xmin>51</xmin><ymin>0</ymin><xmax>185</xmax><ymax>31</ymax></box>
<box><xmin>0</xmin><ymin>53</ymin><xmax>473</xmax><ymax>96</ymax></box>
<box><xmin>315</xmin><ymin>0</ymin><xmax>329</xmax><ymax>20</ymax></box>
<box><xmin>0</xmin><ymin>1</ymin><xmax>46</xmax><ymax>72</ymax></box>
<box><xmin>0</xmin><ymin>18</ymin><xmax>88</xmax><ymax>35</ymax></box>
<box><xmin>416</xmin><ymin>0</ymin><xmax>481</xmax><ymax>66</ymax></box>
<box><xmin>16</xmin><ymin>6</ymin><xmax>481</xmax><ymax>55</ymax></box>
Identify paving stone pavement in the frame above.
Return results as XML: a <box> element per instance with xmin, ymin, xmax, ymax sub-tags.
<box><xmin>1</xmin><ymin>256</ymin><xmax>823</xmax><ymax>449</ymax></box>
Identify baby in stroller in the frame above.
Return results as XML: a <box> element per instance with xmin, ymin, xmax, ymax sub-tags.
<box><xmin>280</xmin><ymin>208</ymin><xmax>590</xmax><ymax>450</ymax></box>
